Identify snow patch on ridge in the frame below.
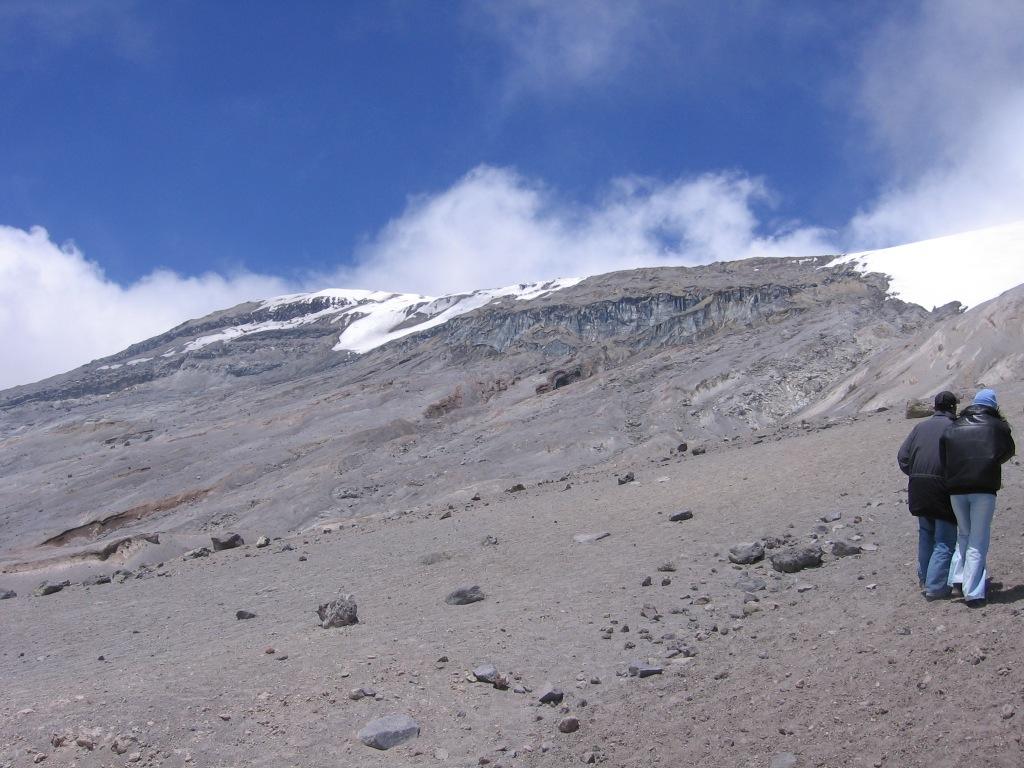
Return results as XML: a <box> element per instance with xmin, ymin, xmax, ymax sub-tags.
<box><xmin>181</xmin><ymin>277</ymin><xmax>582</xmax><ymax>355</ymax></box>
<box><xmin>829</xmin><ymin>221</ymin><xmax>1024</xmax><ymax>310</ymax></box>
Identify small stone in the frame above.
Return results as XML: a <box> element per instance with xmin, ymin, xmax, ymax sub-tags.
<box><xmin>255</xmin><ymin>535</ymin><xmax>270</xmax><ymax>548</ymax></box>
<box><xmin>728</xmin><ymin>542</ymin><xmax>765</xmax><ymax>565</ymax></box>
<box><xmin>75</xmin><ymin>736</ymin><xmax>96</xmax><ymax>750</ymax></box>
<box><xmin>657</xmin><ymin>562</ymin><xmax>676</xmax><ymax>572</ymax></box>
<box><xmin>572</xmin><ymin>532</ymin><xmax>611</xmax><ymax>544</ymax></box>
<box><xmin>473</xmin><ymin>664</ymin><xmax>499</xmax><ymax>684</ymax></box>
<box><xmin>32</xmin><ymin>580</ymin><xmax>70</xmax><ymax>597</ymax></box>
<box><xmin>917</xmin><ymin>673</ymin><xmax>931</xmax><ymax>691</ymax></box>
<box><xmin>558</xmin><ymin>717</ymin><xmax>580</xmax><ymax>734</ymax></box>
<box><xmin>357</xmin><ymin>713</ymin><xmax>420</xmax><ymax>750</ymax></box>
<box><xmin>110</xmin><ymin>734</ymin><xmax>138</xmax><ymax>755</ymax></box>
<box><xmin>831</xmin><ymin>541</ymin><xmax>862</xmax><ymax>558</ymax></box>
<box><xmin>690</xmin><ymin>446</ymin><xmax>706</xmax><ymax>455</ymax></box>
<box><xmin>33</xmin><ymin>754</ymin><xmax>46</xmax><ymax>764</ymax></box>
<box><xmin>183</xmin><ymin>547</ymin><xmax>211</xmax><ymax>560</ymax></box>
<box><xmin>317</xmin><ymin>594</ymin><xmax>359</xmax><ymax>627</ymax></box>
<box><xmin>81</xmin><ymin>574</ymin><xmax>111</xmax><ymax>586</ymax></box>
<box><xmin>641</xmin><ymin>576</ymin><xmax>652</xmax><ymax>587</ymax></box>
<box><xmin>617</xmin><ymin>472</ymin><xmax>635</xmax><ymax>485</ymax></box>
<box><xmin>481</xmin><ymin>535</ymin><xmax>499</xmax><ymax>546</ymax></box>
<box><xmin>820</xmin><ymin>511</ymin><xmax>842</xmax><ymax>522</ymax></box>
<box><xmin>446</xmin><ymin>585</ymin><xmax>485</xmax><ymax>605</ymax></box>
<box><xmin>349</xmin><ymin>687</ymin><xmax>376</xmax><ymax>700</ymax></box>
<box><xmin>0</xmin><ymin>588</ymin><xmax>16</xmax><ymax>599</ymax></box>
<box><xmin>506</xmin><ymin>483</ymin><xmax>526</xmax><ymax>493</ymax></box>
<box><xmin>218</xmin><ymin>713</ymin><xmax>231</xmax><ymax>721</ymax></box>
<box><xmin>1001</xmin><ymin>703</ymin><xmax>1015</xmax><ymax>719</ymax></box>
<box><xmin>668</xmin><ymin>510</ymin><xmax>693</xmax><ymax>522</ymax></box>
<box><xmin>235</xmin><ymin>610</ymin><xmax>256</xmax><ymax>620</ymax></box>
<box><xmin>661</xmin><ymin>577</ymin><xmax>671</xmax><ymax>586</ymax></box>
<box><xmin>628</xmin><ymin>661</ymin><xmax>663</xmax><ymax>678</ymax></box>
<box><xmin>210</xmin><ymin>532</ymin><xmax>244</xmax><ymax>550</ymax></box>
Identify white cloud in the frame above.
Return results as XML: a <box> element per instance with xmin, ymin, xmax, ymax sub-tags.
<box><xmin>332</xmin><ymin>165</ymin><xmax>835</xmax><ymax>296</ymax></box>
<box><xmin>849</xmin><ymin>0</ymin><xmax>1024</xmax><ymax>246</ymax></box>
<box><xmin>0</xmin><ymin>225</ymin><xmax>292</xmax><ymax>390</ymax></box>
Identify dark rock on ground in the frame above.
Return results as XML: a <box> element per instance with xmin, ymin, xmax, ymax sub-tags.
<box><xmin>770</xmin><ymin>546</ymin><xmax>823</xmax><ymax>573</ymax></box>
<box><xmin>211</xmin><ymin>532</ymin><xmax>244</xmax><ymax>551</ymax></box>
<box><xmin>641</xmin><ymin>576</ymin><xmax>652</xmax><ymax>587</ymax></box>
<box><xmin>558</xmin><ymin>717</ymin><xmax>580</xmax><ymax>734</ymax></box>
<box><xmin>728</xmin><ymin>542</ymin><xmax>765</xmax><ymax>564</ymax></box>
<box><xmin>617</xmin><ymin>472</ymin><xmax>635</xmax><ymax>485</ymax></box>
<box><xmin>0</xmin><ymin>589</ymin><xmax>15</xmax><ymax>599</ymax></box>
<box><xmin>538</xmin><ymin>685</ymin><xmax>564</xmax><ymax>704</ymax></box>
<box><xmin>481</xmin><ymin>535</ymin><xmax>498</xmax><ymax>546</ymax></box>
<box><xmin>317</xmin><ymin>594</ymin><xmax>359</xmax><ymax>627</ymax></box>
<box><xmin>506</xmin><ymin>484</ymin><xmax>526</xmax><ymax>493</ymax></box>
<box><xmin>445</xmin><ymin>585</ymin><xmax>485</xmax><ymax>605</ymax></box>
<box><xmin>183</xmin><ymin>547</ymin><xmax>211</xmax><ymax>560</ymax></box>
<box><xmin>81</xmin><ymin>574</ymin><xmax>111</xmax><ymax>586</ymax></box>
<box><xmin>691</xmin><ymin>446</ymin><xmax>706</xmax><ymax>455</ymax></box>
<box><xmin>832</xmin><ymin>541</ymin><xmax>863</xmax><ymax>558</ymax></box>
<box><xmin>236</xmin><ymin>610</ymin><xmax>257</xmax><ymax>620</ymax></box>
<box><xmin>357</xmin><ymin>713</ymin><xmax>420</xmax><ymax>750</ymax></box>
<box><xmin>32</xmin><ymin>580</ymin><xmax>70</xmax><ymax>597</ymax></box>
<box><xmin>668</xmin><ymin>510</ymin><xmax>693</xmax><ymax>522</ymax></box>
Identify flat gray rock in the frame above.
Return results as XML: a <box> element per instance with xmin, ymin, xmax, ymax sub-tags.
<box><xmin>668</xmin><ymin>510</ymin><xmax>693</xmax><ymax>522</ymax></box>
<box><xmin>472</xmin><ymin>663</ymin><xmax>499</xmax><ymax>684</ymax></box>
<box><xmin>572</xmin><ymin>532</ymin><xmax>610</xmax><ymax>543</ymax></box>
<box><xmin>0</xmin><ymin>589</ymin><xmax>15</xmax><ymax>599</ymax></box>
<box><xmin>728</xmin><ymin>541</ymin><xmax>765</xmax><ymax>564</ymax></box>
<box><xmin>445</xmin><ymin>585</ymin><xmax>485</xmax><ymax>605</ymax></box>
<box><xmin>831</xmin><ymin>541</ymin><xmax>863</xmax><ymax>557</ymax></box>
<box><xmin>538</xmin><ymin>685</ymin><xmax>564</xmax><ymax>704</ymax></box>
<box><xmin>628</xmin><ymin>661</ymin><xmax>663</xmax><ymax>678</ymax></box>
<box><xmin>357</xmin><ymin>713</ymin><xmax>420</xmax><ymax>750</ymax></box>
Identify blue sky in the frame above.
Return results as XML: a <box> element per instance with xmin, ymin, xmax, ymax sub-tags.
<box><xmin>2</xmin><ymin>0</ymin><xmax>1024</xmax><ymax>387</ymax></box>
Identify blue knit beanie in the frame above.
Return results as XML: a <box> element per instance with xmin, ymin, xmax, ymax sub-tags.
<box><xmin>973</xmin><ymin>388</ymin><xmax>998</xmax><ymax>409</ymax></box>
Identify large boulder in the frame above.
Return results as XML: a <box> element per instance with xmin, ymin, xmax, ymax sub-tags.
<box><xmin>905</xmin><ymin>399</ymin><xmax>932</xmax><ymax>419</ymax></box>
<box><xmin>357</xmin><ymin>714</ymin><xmax>420</xmax><ymax>750</ymax></box>
<box><xmin>317</xmin><ymin>594</ymin><xmax>359</xmax><ymax>627</ymax></box>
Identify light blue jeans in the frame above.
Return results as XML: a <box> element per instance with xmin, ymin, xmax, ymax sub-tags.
<box><xmin>918</xmin><ymin>517</ymin><xmax>957</xmax><ymax>595</ymax></box>
<box><xmin>948</xmin><ymin>493</ymin><xmax>997</xmax><ymax>601</ymax></box>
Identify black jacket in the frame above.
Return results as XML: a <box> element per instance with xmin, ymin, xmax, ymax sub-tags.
<box><xmin>898</xmin><ymin>412</ymin><xmax>956</xmax><ymax>522</ymax></box>
<box><xmin>940</xmin><ymin>405</ymin><xmax>1015</xmax><ymax>494</ymax></box>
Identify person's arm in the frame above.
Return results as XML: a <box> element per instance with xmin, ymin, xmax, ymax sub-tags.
<box><xmin>898</xmin><ymin>430</ymin><xmax>914</xmax><ymax>475</ymax></box>
<box><xmin>998</xmin><ymin>422</ymin><xmax>1016</xmax><ymax>464</ymax></box>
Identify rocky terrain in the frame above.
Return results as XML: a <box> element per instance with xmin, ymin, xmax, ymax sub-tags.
<box><xmin>2</xmin><ymin>251</ymin><xmax>1023</xmax><ymax>766</ymax></box>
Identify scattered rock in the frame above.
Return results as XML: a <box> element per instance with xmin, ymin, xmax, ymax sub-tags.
<box><xmin>506</xmin><ymin>484</ymin><xmax>526</xmax><ymax>494</ymax></box>
<box><xmin>660</xmin><ymin>577</ymin><xmax>671</xmax><ymax>586</ymax></box>
<box><xmin>81</xmin><ymin>574</ymin><xmax>111</xmax><ymax>586</ymax></box>
<box><xmin>905</xmin><ymin>399</ymin><xmax>932</xmax><ymax>419</ymax></box>
<box><xmin>628</xmin><ymin>661</ymin><xmax>663</xmax><ymax>678</ymax></box>
<box><xmin>473</xmin><ymin>664</ymin><xmax>499</xmax><ymax>684</ymax></box>
<box><xmin>538</xmin><ymin>685</ymin><xmax>564</xmax><ymax>705</ymax></box>
<box><xmin>572</xmin><ymin>532</ymin><xmax>611</xmax><ymax>544</ymax></box>
<box><xmin>1001</xmin><ymin>703</ymin><xmax>1015</xmax><ymax>720</ymax></box>
<box><xmin>690</xmin><ymin>446</ymin><xmax>706</xmax><ymax>456</ymax></box>
<box><xmin>831</xmin><ymin>541</ymin><xmax>863</xmax><ymax>558</ymax></box>
<box><xmin>183</xmin><ymin>547</ymin><xmax>211</xmax><ymax>560</ymax></box>
<box><xmin>0</xmin><ymin>589</ymin><xmax>16</xmax><ymax>599</ymax></box>
<box><xmin>677</xmin><ymin>442</ymin><xmax>688</xmax><ymax>453</ymax></box>
<box><xmin>481</xmin><ymin>535</ymin><xmax>499</xmax><ymax>547</ymax></box>
<box><xmin>558</xmin><ymin>717</ymin><xmax>580</xmax><ymax>734</ymax></box>
<box><xmin>668</xmin><ymin>510</ymin><xmax>693</xmax><ymax>522</ymax></box>
<box><xmin>349</xmin><ymin>687</ymin><xmax>376</xmax><ymax>700</ymax></box>
<box><xmin>110</xmin><ymin>734</ymin><xmax>138</xmax><ymax>755</ymax></box>
<box><xmin>820</xmin><ymin>511</ymin><xmax>842</xmax><ymax>522</ymax></box>
<box><xmin>210</xmin><ymin>532</ymin><xmax>244</xmax><ymax>551</ymax></box>
<box><xmin>357</xmin><ymin>713</ymin><xmax>420</xmax><ymax>750</ymax></box>
<box><xmin>317</xmin><ymin>594</ymin><xmax>359</xmax><ymax>627</ymax></box>
<box><xmin>235</xmin><ymin>610</ymin><xmax>257</xmax><ymax>620</ymax></box>
<box><xmin>617</xmin><ymin>472</ymin><xmax>635</xmax><ymax>485</ymax></box>
<box><xmin>32</xmin><ymin>581</ymin><xmax>70</xmax><ymax>597</ymax></box>
<box><xmin>770</xmin><ymin>546</ymin><xmax>823</xmax><ymax>573</ymax></box>
<box><xmin>656</xmin><ymin>562</ymin><xmax>676</xmax><ymax>572</ymax></box>
<box><xmin>728</xmin><ymin>542</ymin><xmax>765</xmax><ymax>565</ymax></box>
<box><xmin>446</xmin><ymin>585</ymin><xmax>485</xmax><ymax>605</ymax></box>
<box><xmin>641</xmin><ymin>576</ymin><xmax>652</xmax><ymax>587</ymax></box>
<box><xmin>75</xmin><ymin>736</ymin><xmax>96</xmax><ymax>750</ymax></box>
<box><xmin>255</xmin><ymin>535</ymin><xmax>270</xmax><ymax>548</ymax></box>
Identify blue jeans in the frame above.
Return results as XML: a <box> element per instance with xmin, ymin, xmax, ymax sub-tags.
<box><xmin>917</xmin><ymin>516</ymin><xmax>957</xmax><ymax>595</ymax></box>
<box><xmin>948</xmin><ymin>493</ymin><xmax>997</xmax><ymax>601</ymax></box>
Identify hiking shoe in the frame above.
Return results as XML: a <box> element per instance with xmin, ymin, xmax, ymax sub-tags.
<box><xmin>965</xmin><ymin>598</ymin><xmax>987</xmax><ymax>609</ymax></box>
<box><xmin>924</xmin><ymin>590</ymin><xmax>951</xmax><ymax>601</ymax></box>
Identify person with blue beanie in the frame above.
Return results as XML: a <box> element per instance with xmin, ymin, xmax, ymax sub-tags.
<box><xmin>940</xmin><ymin>388</ymin><xmax>1016</xmax><ymax>606</ymax></box>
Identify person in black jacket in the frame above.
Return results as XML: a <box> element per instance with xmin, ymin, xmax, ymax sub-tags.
<box><xmin>940</xmin><ymin>388</ymin><xmax>1016</xmax><ymax>606</ymax></box>
<box><xmin>898</xmin><ymin>391</ymin><xmax>959</xmax><ymax>598</ymax></box>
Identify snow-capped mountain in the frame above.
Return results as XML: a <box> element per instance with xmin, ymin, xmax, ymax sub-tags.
<box><xmin>830</xmin><ymin>221</ymin><xmax>1024</xmax><ymax>310</ymax></box>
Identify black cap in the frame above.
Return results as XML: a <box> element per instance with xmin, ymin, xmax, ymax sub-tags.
<box><xmin>934</xmin><ymin>391</ymin><xmax>958</xmax><ymax>412</ymax></box>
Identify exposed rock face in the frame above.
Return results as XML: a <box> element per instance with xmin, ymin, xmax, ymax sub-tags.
<box><xmin>0</xmin><ymin>256</ymin><xmax>991</xmax><ymax>568</ymax></box>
